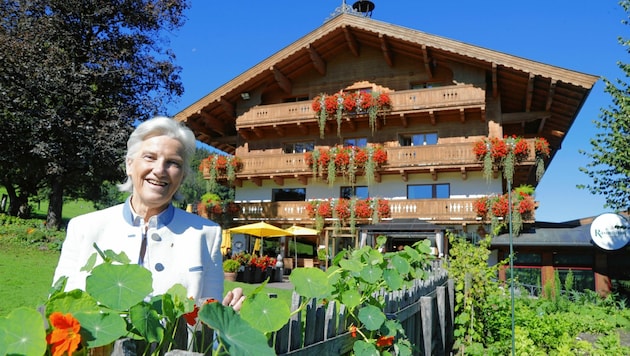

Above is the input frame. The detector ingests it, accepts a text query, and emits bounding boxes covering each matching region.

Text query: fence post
[420,296,433,355]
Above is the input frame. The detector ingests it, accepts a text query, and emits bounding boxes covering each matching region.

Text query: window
[344,137,367,147]
[283,142,314,153]
[407,184,450,199]
[272,188,306,202]
[340,186,369,199]
[399,133,438,146]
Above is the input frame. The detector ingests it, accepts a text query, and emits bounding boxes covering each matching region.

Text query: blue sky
[164,1,627,223]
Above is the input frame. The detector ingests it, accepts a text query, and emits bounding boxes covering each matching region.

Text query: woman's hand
[223,287,246,311]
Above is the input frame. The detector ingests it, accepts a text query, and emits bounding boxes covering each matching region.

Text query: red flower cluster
[535,137,550,157]
[306,198,390,222]
[474,191,536,219]
[304,146,388,170]
[490,137,508,159]
[250,255,277,271]
[312,91,392,117]
[199,154,243,173]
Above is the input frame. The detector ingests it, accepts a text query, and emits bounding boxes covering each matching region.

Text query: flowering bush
[306,198,390,231]
[304,145,387,185]
[473,185,537,235]
[473,135,550,184]
[312,90,392,138]
[198,153,242,191]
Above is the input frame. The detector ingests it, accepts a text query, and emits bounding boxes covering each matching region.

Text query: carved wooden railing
[237,85,485,127]
[221,140,536,178]
[230,197,536,224]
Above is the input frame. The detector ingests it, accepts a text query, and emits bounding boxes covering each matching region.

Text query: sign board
[590,213,630,250]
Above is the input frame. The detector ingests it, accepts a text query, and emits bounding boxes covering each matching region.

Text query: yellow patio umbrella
[228,222,291,256]
[285,225,320,269]
[220,230,232,256]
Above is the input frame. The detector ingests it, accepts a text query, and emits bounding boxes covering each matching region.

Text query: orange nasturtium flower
[183,298,219,326]
[46,312,81,356]
[348,324,357,338]
[376,335,395,347]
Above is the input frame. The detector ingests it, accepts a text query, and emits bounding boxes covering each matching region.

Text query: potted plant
[223,259,240,282]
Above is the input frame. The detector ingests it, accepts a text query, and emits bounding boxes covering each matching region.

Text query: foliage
[472,185,536,236]
[0,0,189,229]
[446,233,508,354]
[179,147,215,208]
[578,0,630,213]
[0,234,437,355]
[306,198,390,232]
[473,135,548,184]
[222,259,241,273]
[311,91,392,138]
[305,145,387,185]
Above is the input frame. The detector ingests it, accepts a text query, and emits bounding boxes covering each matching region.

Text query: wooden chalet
[174,5,598,258]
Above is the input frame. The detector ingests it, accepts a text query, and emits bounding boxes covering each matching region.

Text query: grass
[0,241,294,317]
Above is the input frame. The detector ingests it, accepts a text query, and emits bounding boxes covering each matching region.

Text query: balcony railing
[237,85,486,127]
[230,198,533,225]
[221,140,536,179]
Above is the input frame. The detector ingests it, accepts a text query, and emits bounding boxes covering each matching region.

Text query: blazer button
[151,233,161,241]
[155,263,165,271]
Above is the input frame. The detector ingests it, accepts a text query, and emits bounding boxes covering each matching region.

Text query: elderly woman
[52,116,244,309]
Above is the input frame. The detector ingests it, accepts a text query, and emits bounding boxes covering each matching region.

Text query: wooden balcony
[237,85,486,128]
[230,198,534,225]
[218,140,537,185]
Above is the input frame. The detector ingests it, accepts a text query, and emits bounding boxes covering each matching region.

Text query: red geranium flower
[353,147,368,165]
[355,199,373,218]
[490,137,508,159]
[491,195,510,218]
[334,199,350,219]
[343,92,357,112]
[311,96,322,112]
[535,137,550,157]
[473,197,488,217]
[372,146,388,165]
[513,138,529,158]
[46,312,81,356]
[473,139,489,159]
[377,92,391,108]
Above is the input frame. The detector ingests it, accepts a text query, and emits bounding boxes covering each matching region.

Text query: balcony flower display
[199,153,243,191]
[304,145,387,186]
[472,185,536,236]
[473,135,549,184]
[534,137,551,181]
[306,198,390,232]
[312,90,392,138]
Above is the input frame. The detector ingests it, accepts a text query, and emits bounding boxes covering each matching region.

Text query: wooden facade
[175,12,598,241]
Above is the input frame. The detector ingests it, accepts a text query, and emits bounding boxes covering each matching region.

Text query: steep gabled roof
[175,13,598,154]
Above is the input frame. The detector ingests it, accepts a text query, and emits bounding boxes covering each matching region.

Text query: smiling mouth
[147,179,168,187]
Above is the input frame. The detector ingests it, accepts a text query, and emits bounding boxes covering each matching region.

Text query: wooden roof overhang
[175,13,598,157]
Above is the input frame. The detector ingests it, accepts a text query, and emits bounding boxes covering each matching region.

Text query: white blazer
[52,198,224,302]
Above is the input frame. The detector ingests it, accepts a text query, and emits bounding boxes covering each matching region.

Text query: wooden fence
[273,263,454,355]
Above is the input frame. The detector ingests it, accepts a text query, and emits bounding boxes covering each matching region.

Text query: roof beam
[342,25,360,57]
[220,98,234,117]
[539,79,557,133]
[502,111,550,124]
[492,63,498,98]
[273,124,285,137]
[379,34,393,67]
[271,66,292,94]
[525,73,535,112]
[421,45,433,79]
[198,111,226,136]
[307,45,326,75]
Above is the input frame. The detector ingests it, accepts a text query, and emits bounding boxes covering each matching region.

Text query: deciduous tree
[579,0,630,213]
[0,0,189,228]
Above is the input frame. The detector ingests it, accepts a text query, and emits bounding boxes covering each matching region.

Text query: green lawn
[0,242,293,317]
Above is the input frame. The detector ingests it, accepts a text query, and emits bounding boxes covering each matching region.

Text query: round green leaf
[341,289,362,310]
[86,263,153,310]
[240,294,291,333]
[289,267,332,299]
[198,302,275,356]
[75,311,128,348]
[46,289,101,316]
[358,304,386,331]
[129,302,165,343]
[390,254,410,275]
[339,258,363,272]
[0,307,47,356]
[359,264,383,284]
[383,268,404,291]
[353,339,379,356]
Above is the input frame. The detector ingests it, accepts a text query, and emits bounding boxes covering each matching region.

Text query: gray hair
[118,116,196,196]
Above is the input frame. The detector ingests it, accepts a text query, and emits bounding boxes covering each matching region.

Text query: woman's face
[126,135,185,216]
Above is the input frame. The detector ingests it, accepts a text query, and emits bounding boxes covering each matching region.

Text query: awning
[492,224,595,247]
